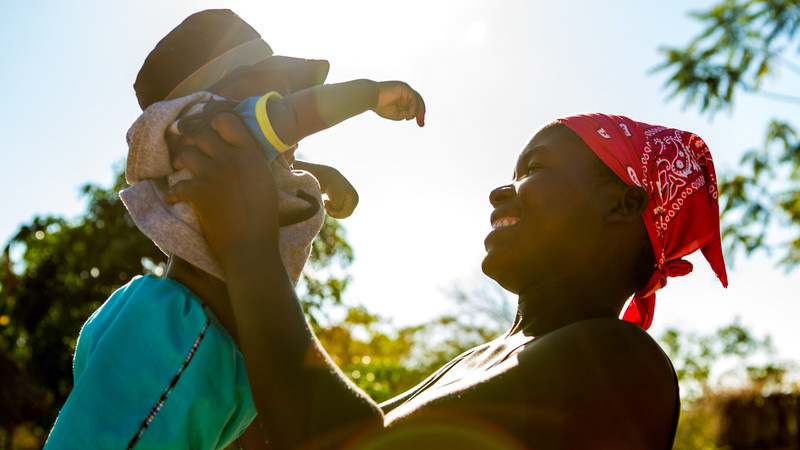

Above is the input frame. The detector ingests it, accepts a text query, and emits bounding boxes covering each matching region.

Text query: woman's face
[481,123,616,294]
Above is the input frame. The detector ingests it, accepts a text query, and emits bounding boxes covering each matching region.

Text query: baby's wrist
[234,93,291,160]
[294,161,334,189]
[366,80,380,110]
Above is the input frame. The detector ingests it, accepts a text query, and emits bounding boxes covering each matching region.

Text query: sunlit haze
[1,0,797,364]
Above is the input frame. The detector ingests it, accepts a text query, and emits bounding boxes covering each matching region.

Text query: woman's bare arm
[166,113,383,449]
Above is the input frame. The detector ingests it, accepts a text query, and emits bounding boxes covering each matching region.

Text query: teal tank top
[45,275,256,449]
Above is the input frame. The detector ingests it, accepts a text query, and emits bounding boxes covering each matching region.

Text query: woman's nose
[489,184,515,207]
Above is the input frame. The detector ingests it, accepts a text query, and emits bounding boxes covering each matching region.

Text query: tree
[0,166,353,442]
[316,280,515,403]
[300,214,353,329]
[0,169,166,437]
[656,0,800,268]
[316,306,432,402]
[658,320,797,449]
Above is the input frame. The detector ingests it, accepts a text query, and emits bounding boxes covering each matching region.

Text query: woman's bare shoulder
[515,318,678,448]
[521,317,669,363]
[516,318,675,397]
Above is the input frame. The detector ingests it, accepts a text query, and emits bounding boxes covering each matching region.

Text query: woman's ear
[605,185,648,223]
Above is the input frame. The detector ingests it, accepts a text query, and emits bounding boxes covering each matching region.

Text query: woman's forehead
[516,123,609,176]
[518,123,581,160]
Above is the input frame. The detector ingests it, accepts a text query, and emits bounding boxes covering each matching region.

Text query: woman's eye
[524,165,540,176]
[514,165,539,182]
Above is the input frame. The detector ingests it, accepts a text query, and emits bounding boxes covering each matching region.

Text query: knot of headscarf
[661,258,694,279]
[557,113,728,330]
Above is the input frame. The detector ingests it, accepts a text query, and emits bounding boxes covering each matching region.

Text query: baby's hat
[134,9,329,110]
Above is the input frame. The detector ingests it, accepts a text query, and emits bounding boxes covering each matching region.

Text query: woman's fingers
[178,112,255,160]
[178,127,229,160]
[163,109,282,258]
[210,112,260,151]
[170,112,270,185]
[164,179,198,204]
[171,144,213,174]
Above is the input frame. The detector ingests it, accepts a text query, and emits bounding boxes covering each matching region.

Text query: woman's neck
[509,282,622,336]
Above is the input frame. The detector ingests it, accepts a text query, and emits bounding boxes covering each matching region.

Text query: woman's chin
[480,251,497,276]
[481,254,515,293]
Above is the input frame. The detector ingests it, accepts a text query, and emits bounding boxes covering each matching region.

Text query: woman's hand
[164,112,281,260]
[374,81,426,127]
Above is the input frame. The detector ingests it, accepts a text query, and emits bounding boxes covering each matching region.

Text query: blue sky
[1,0,798,364]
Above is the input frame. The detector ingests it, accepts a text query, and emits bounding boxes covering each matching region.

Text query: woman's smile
[484,212,521,255]
[491,216,520,229]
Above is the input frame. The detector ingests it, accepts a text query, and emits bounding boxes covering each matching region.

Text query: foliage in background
[658,321,797,449]
[300,214,353,329]
[656,0,800,268]
[0,170,165,434]
[316,281,515,403]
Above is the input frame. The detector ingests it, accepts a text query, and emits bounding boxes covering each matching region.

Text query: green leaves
[659,321,796,449]
[717,120,800,267]
[658,0,800,269]
[657,0,800,113]
[0,168,165,429]
[660,320,788,402]
[315,286,512,404]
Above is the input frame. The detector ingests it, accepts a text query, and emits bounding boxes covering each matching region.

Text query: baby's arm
[233,80,422,219]
[237,80,425,153]
[293,161,358,219]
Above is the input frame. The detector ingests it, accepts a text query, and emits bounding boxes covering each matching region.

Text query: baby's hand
[293,161,359,219]
[322,170,359,219]
[374,81,426,127]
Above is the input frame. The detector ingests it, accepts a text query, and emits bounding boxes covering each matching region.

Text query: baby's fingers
[414,91,426,127]
[325,193,358,219]
[324,202,351,219]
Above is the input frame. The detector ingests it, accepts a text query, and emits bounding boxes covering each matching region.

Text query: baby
[44,9,424,449]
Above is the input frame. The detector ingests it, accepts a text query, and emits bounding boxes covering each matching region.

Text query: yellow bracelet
[255,92,292,152]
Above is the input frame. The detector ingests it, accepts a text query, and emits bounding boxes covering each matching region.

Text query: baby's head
[125,9,332,285]
[134,9,329,110]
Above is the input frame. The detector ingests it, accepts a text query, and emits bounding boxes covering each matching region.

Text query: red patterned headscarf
[557,113,728,330]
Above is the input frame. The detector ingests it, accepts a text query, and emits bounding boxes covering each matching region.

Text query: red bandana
[557,113,728,330]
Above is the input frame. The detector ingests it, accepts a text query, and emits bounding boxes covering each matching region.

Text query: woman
[167,112,727,449]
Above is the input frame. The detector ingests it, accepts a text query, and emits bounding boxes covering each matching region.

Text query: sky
[1,0,798,365]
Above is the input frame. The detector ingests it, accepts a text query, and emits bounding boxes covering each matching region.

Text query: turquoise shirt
[45,275,256,449]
